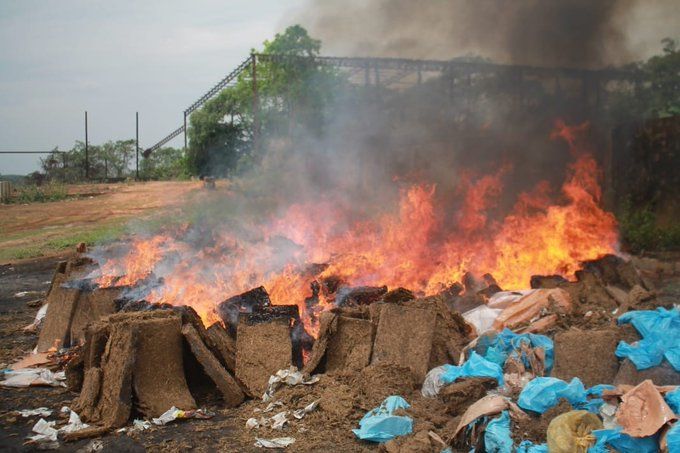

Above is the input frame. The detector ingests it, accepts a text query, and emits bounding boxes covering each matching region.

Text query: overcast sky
[0,0,305,174]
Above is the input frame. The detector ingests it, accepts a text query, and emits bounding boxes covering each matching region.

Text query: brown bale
[69,287,121,345]
[132,315,196,417]
[235,317,292,397]
[325,316,374,372]
[204,322,237,372]
[95,323,137,428]
[37,286,81,352]
[371,303,437,383]
[182,323,244,407]
[552,328,621,387]
[73,367,103,421]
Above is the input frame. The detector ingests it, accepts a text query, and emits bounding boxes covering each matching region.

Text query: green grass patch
[0,221,128,262]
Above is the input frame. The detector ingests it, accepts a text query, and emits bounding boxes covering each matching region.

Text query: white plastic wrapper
[1,368,66,388]
[421,366,449,397]
[28,418,59,448]
[487,290,533,309]
[270,411,288,430]
[262,367,320,402]
[17,408,52,417]
[254,437,296,449]
[152,407,183,426]
[293,400,319,420]
[463,305,503,335]
[59,410,89,434]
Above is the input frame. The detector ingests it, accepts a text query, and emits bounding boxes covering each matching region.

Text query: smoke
[294,0,679,67]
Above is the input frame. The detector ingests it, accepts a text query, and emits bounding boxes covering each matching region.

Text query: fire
[92,122,618,335]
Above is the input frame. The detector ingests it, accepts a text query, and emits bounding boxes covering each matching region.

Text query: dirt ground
[0,182,198,264]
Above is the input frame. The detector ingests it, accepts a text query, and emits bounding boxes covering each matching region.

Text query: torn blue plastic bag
[353,396,412,443]
[588,427,658,453]
[666,422,680,453]
[518,377,587,413]
[615,307,680,371]
[477,329,554,374]
[440,351,504,385]
[665,387,680,414]
[516,440,548,453]
[483,411,513,453]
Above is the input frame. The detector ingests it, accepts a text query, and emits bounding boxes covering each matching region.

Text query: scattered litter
[546,410,602,452]
[488,290,532,309]
[483,410,513,452]
[615,379,676,437]
[615,307,680,371]
[422,351,503,397]
[151,407,214,426]
[477,329,554,374]
[254,437,296,448]
[292,400,319,419]
[1,368,65,387]
[599,402,618,429]
[262,401,284,413]
[59,410,89,434]
[23,304,48,332]
[589,427,658,453]
[133,419,151,431]
[353,396,413,442]
[463,305,503,334]
[518,377,586,413]
[271,411,288,430]
[665,387,680,413]
[516,440,548,452]
[262,367,320,402]
[492,288,571,331]
[17,407,52,417]
[454,395,516,436]
[246,418,261,429]
[27,418,59,449]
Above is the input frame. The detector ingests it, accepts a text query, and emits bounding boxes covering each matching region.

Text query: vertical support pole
[417,64,422,85]
[251,53,259,153]
[364,61,370,86]
[374,64,380,86]
[84,111,89,179]
[183,112,188,152]
[135,111,139,180]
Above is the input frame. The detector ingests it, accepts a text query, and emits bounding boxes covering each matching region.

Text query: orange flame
[94,122,618,334]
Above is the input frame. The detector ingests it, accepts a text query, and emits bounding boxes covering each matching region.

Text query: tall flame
[93,122,618,333]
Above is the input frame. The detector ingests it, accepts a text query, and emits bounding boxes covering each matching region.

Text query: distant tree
[141,147,189,179]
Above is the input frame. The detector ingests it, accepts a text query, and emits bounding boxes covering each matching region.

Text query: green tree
[186,25,345,176]
[141,147,189,179]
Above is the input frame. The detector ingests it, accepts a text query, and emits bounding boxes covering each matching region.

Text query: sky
[0,0,305,174]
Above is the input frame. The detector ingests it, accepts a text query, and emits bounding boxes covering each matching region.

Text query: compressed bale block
[371,304,437,383]
[235,317,292,397]
[325,316,373,372]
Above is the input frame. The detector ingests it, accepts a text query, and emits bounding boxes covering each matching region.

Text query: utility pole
[84,111,89,179]
[135,112,139,179]
[183,112,187,152]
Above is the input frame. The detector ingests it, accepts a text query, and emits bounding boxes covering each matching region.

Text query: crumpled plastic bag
[17,407,52,417]
[516,440,548,452]
[1,368,66,388]
[254,437,296,448]
[615,307,680,371]
[484,410,513,452]
[263,367,320,401]
[463,305,503,334]
[422,351,504,397]
[59,409,89,434]
[27,418,59,449]
[478,328,554,374]
[546,410,602,453]
[353,396,413,443]
[665,387,680,414]
[665,421,680,452]
[588,427,658,453]
[518,377,586,414]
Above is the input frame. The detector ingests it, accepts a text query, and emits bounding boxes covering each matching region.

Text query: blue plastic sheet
[616,307,680,371]
[353,396,413,443]
[479,329,555,374]
[516,440,548,453]
[667,422,680,453]
[518,377,587,413]
[665,387,680,414]
[483,411,513,453]
[440,351,505,386]
[588,428,658,453]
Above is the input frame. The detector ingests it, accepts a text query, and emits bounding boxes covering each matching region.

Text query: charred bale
[217,286,271,335]
[335,285,388,306]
